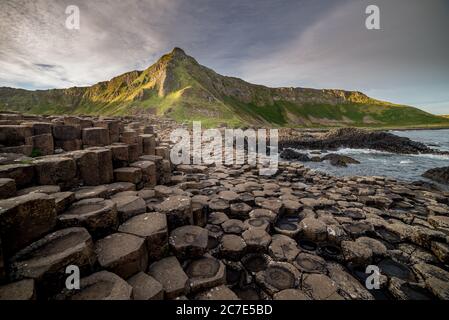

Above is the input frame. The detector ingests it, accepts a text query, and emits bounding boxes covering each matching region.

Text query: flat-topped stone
[195,285,239,300]
[156,195,192,229]
[58,198,118,238]
[33,156,76,189]
[255,261,301,295]
[114,167,142,184]
[74,185,108,201]
[268,234,300,262]
[55,271,132,300]
[119,212,168,261]
[0,279,36,300]
[95,233,148,279]
[0,178,16,199]
[111,195,146,222]
[0,192,56,257]
[9,227,96,295]
[127,272,164,300]
[222,219,247,235]
[242,229,272,252]
[185,257,226,293]
[17,185,60,196]
[219,234,247,260]
[148,256,188,299]
[169,225,208,259]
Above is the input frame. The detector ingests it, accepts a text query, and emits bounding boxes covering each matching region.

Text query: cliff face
[1,48,448,128]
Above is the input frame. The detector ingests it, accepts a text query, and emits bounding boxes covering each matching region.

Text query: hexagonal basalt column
[58,198,118,238]
[169,225,208,260]
[95,233,148,279]
[9,227,96,296]
[0,193,56,257]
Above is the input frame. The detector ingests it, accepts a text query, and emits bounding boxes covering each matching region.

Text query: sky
[0,0,448,114]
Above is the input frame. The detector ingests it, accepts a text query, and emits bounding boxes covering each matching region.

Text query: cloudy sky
[0,0,448,114]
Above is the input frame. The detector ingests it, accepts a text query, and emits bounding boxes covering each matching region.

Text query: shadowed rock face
[280,128,446,155]
[422,166,449,185]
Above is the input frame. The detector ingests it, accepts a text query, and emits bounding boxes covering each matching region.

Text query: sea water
[295,129,449,185]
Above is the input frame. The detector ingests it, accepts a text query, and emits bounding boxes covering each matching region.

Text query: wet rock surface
[0,114,448,300]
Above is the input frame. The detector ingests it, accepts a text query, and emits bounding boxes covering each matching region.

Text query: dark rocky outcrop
[422,166,449,185]
[321,154,360,167]
[280,128,446,155]
[280,148,311,161]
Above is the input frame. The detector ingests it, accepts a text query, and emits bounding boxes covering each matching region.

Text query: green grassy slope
[1,48,448,128]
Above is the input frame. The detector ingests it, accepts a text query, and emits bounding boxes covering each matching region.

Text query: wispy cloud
[0,0,448,114]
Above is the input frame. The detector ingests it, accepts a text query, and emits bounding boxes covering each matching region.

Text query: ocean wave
[400,160,414,164]
[410,153,449,160]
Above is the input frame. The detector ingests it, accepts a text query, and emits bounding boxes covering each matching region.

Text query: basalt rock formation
[0,112,449,300]
[279,127,448,155]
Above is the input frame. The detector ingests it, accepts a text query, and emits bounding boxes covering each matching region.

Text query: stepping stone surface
[95,233,148,279]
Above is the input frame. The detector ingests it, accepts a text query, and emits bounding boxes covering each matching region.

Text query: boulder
[118,212,168,261]
[422,166,449,185]
[95,233,148,279]
[58,198,118,238]
[169,225,208,259]
[321,154,360,167]
[148,256,188,299]
[0,192,56,257]
[127,272,163,300]
[280,149,311,161]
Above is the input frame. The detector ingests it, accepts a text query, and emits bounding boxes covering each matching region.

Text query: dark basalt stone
[241,253,272,273]
[378,258,416,282]
[298,239,318,252]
